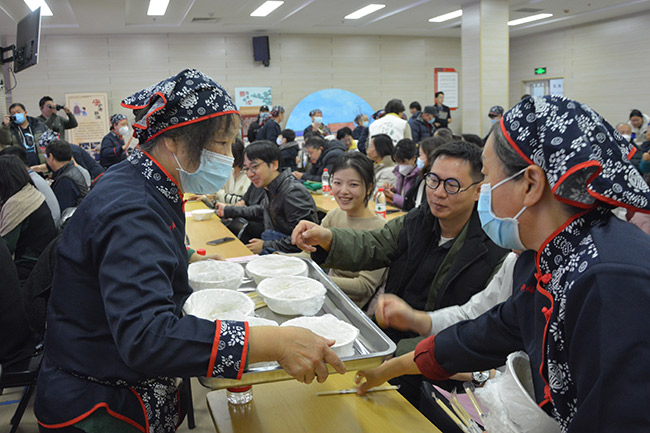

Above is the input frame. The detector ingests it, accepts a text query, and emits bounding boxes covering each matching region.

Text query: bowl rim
[184,288,255,317]
[281,315,359,347]
[256,276,326,301]
[246,255,308,276]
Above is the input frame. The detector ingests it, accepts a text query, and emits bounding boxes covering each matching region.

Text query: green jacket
[0,116,49,165]
[313,204,508,355]
[38,112,78,136]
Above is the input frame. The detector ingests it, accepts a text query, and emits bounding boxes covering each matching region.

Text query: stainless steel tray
[198,257,396,389]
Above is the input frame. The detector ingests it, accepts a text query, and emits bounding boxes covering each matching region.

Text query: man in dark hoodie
[277,128,299,171]
[409,105,435,144]
[292,136,346,182]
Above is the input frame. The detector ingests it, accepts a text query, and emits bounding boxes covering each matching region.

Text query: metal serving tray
[198,257,396,389]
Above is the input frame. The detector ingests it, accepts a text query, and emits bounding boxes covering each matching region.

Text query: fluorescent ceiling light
[251,1,284,17]
[344,4,386,20]
[428,9,462,23]
[508,13,553,26]
[23,0,53,16]
[147,0,170,16]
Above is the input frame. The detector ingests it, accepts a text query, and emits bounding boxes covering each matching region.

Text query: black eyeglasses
[425,173,480,195]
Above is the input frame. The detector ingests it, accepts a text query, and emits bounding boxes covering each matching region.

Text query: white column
[461,0,509,137]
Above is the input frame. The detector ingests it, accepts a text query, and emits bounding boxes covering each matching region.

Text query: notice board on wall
[65,92,109,156]
[434,68,459,109]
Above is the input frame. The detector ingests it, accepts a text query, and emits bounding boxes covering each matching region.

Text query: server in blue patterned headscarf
[358,96,650,432]
[35,69,344,433]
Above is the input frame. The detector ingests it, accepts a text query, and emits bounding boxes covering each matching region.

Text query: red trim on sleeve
[414,335,452,381]
[236,322,250,380]
[628,145,637,161]
[37,402,145,432]
[207,320,222,377]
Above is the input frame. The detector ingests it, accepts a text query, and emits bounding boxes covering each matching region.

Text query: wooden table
[207,371,440,433]
[185,200,253,259]
[311,193,407,221]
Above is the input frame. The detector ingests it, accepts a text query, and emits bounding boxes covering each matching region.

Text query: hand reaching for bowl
[375,294,432,336]
[291,220,333,253]
[356,352,420,395]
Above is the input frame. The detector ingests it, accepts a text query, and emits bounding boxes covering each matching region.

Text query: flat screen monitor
[14,8,41,73]
[252,36,270,62]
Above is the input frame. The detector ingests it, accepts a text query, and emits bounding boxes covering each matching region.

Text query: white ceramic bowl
[188,260,244,291]
[246,255,308,284]
[182,289,255,321]
[191,209,214,221]
[256,276,326,316]
[281,314,359,357]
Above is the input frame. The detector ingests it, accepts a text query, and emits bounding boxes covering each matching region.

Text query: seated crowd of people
[2,82,650,433]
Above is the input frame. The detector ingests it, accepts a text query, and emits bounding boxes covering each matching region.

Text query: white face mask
[118,125,129,137]
[621,134,632,142]
[397,164,414,176]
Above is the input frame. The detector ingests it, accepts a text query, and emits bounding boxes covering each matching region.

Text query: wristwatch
[471,370,490,387]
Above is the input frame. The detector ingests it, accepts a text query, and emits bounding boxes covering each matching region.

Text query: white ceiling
[1,0,649,39]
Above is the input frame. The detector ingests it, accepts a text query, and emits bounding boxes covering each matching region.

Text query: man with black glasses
[292,141,507,407]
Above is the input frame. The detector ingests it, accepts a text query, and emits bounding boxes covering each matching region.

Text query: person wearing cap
[356,96,650,431]
[488,105,504,124]
[99,113,131,168]
[303,109,331,138]
[409,105,436,144]
[247,104,270,143]
[37,96,78,136]
[34,69,345,433]
[256,105,285,144]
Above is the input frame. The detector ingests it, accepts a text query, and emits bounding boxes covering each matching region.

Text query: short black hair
[0,146,29,165]
[304,136,326,150]
[46,139,73,162]
[393,138,417,163]
[409,101,422,111]
[331,152,376,205]
[419,136,446,158]
[9,102,26,112]
[244,140,283,169]
[521,94,531,100]
[462,134,484,148]
[39,96,53,109]
[370,134,394,158]
[630,109,644,120]
[384,99,405,115]
[232,138,245,170]
[433,127,453,143]
[435,91,444,98]
[0,155,33,205]
[430,140,483,182]
[336,127,353,141]
[281,129,296,143]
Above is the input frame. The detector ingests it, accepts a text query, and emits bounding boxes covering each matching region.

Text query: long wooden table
[184,200,253,259]
[206,371,440,433]
[311,193,407,221]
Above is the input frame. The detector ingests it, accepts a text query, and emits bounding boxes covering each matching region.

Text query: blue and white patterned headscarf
[38,129,60,148]
[121,69,238,144]
[110,113,127,127]
[501,95,650,212]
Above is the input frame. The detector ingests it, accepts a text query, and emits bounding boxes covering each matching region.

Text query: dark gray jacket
[301,139,347,182]
[224,169,318,252]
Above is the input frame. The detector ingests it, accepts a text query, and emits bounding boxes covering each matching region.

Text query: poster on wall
[65,92,109,157]
[235,87,272,109]
[434,68,459,109]
[550,78,564,96]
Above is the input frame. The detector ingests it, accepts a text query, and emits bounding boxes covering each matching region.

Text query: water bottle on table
[375,188,386,219]
[321,168,330,196]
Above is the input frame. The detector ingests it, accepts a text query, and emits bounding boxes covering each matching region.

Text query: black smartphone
[386,209,401,214]
[202,197,215,209]
[206,236,235,246]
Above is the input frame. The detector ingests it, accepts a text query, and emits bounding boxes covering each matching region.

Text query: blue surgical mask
[12,113,25,124]
[314,116,323,124]
[416,157,425,171]
[276,136,284,146]
[477,168,528,250]
[427,118,435,125]
[490,118,498,124]
[173,149,234,194]
[362,121,369,127]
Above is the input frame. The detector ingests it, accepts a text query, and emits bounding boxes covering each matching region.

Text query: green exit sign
[534,67,547,75]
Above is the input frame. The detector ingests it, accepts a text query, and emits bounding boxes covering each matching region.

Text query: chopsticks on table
[246,291,267,310]
[316,385,400,396]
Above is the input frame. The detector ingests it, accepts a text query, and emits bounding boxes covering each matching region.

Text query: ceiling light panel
[428,9,462,23]
[24,0,53,16]
[147,0,170,16]
[508,13,553,26]
[344,4,386,20]
[250,1,285,17]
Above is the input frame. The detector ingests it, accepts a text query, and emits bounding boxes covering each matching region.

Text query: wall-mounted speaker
[253,36,270,67]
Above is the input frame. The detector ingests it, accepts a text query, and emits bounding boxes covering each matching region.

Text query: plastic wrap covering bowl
[191,209,214,221]
[256,276,326,316]
[281,314,359,357]
[246,255,308,284]
[188,260,244,291]
[475,351,561,433]
[182,289,255,321]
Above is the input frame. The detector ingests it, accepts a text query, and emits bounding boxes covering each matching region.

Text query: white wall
[510,10,650,125]
[6,33,462,133]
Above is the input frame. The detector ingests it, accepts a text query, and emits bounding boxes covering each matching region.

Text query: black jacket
[301,140,347,182]
[224,169,318,252]
[409,112,433,144]
[279,141,299,171]
[256,118,281,144]
[99,131,126,168]
[71,144,104,180]
[51,161,89,211]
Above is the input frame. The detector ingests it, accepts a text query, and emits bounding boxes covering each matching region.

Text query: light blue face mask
[477,168,528,250]
[12,112,26,124]
[362,121,369,127]
[173,149,233,194]
[416,157,425,171]
[490,118,498,124]
[314,116,323,124]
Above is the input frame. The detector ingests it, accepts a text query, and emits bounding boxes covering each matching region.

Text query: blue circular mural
[286,88,374,136]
